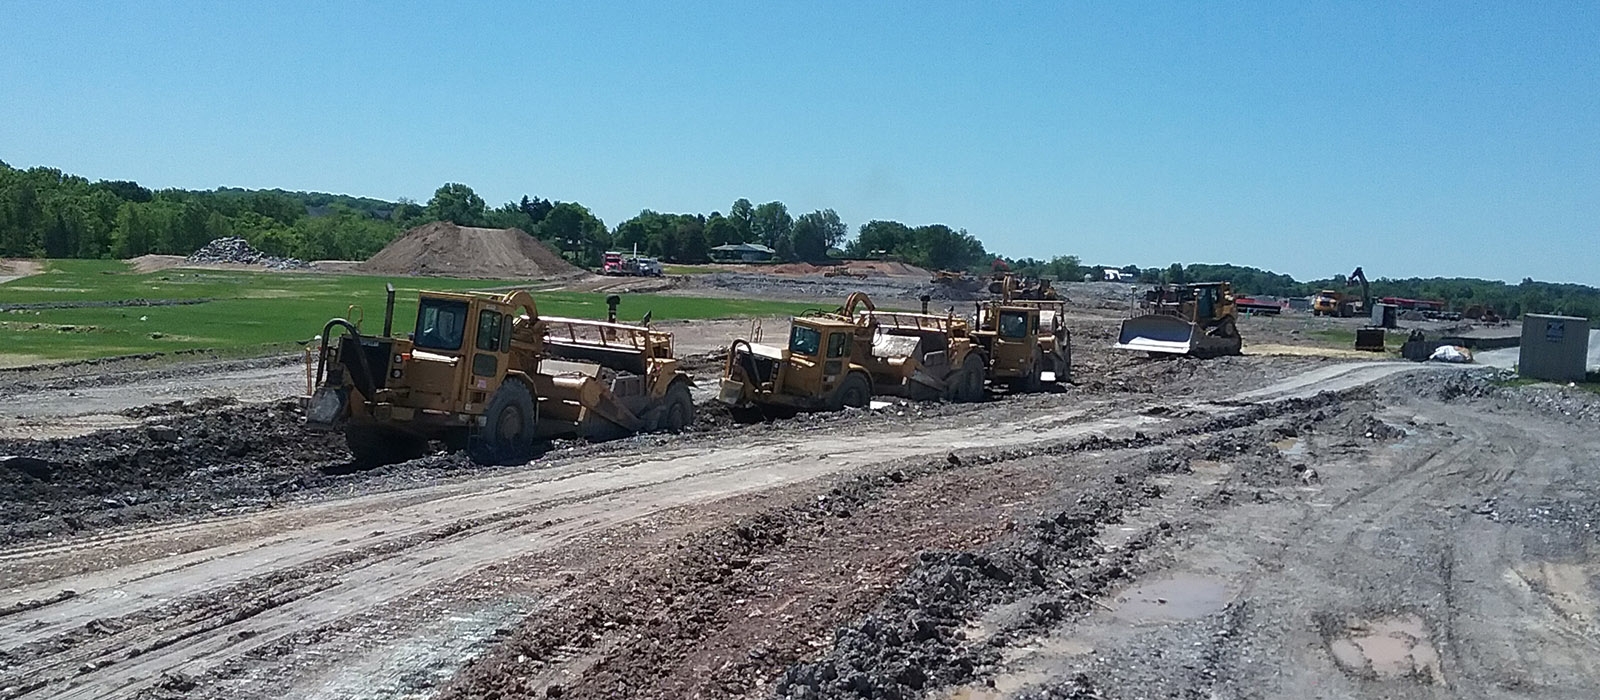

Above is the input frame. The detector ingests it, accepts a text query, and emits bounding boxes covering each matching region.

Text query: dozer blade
[1114,315,1199,355]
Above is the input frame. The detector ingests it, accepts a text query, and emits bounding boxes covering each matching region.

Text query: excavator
[1114,281,1243,358]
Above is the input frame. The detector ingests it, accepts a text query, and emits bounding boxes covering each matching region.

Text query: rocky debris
[0,401,356,544]
[0,298,211,312]
[774,487,1151,700]
[120,396,241,419]
[186,237,310,270]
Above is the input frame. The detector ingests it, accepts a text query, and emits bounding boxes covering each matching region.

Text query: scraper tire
[659,381,694,433]
[831,372,872,411]
[472,381,537,465]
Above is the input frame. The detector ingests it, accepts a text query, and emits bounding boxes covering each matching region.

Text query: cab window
[476,310,504,351]
[999,311,1029,339]
[789,325,822,356]
[415,299,468,351]
[826,332,850,358]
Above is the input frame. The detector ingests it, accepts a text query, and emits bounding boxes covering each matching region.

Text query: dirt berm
[356,222,584,279]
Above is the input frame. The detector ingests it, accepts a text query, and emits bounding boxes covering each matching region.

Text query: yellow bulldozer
[971,274,1071,390]
[717,292,987,414]
[306,287,693,465]
[1114,281,1243,358]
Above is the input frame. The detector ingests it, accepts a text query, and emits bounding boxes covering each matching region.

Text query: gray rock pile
[186,237,309,270]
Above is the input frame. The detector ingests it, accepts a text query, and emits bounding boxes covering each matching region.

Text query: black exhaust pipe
[382,283,396,337]
[606,294,621,323]
[920,294,931,314]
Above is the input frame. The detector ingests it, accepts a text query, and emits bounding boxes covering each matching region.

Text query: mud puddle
[1325,613,1444,684]
[1111,574,1232,622]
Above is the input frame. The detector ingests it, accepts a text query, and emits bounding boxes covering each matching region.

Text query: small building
[710,243,777,263]
[1519,314,1589,383]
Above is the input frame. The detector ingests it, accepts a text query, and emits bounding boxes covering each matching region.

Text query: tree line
[0,162,994,271]
[2,161,1594,319]
[1108,262,1600,321]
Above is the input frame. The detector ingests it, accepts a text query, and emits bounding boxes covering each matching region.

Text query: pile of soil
[765,261,933,279]
[357,223,584,279]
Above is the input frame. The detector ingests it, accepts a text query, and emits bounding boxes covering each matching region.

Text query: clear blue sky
[3,1,1596,284]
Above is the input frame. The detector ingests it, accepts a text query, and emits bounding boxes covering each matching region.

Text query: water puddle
[1273,437,1306,457]
[1326,613,1443,684]
[1111,574,1231,622]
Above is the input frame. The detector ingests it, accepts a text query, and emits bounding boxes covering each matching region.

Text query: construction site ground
[4,298,1600,700]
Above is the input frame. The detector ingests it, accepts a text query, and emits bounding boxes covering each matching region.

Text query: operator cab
[415,297,469,351]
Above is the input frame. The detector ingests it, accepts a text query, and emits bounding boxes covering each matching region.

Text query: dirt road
[0,358,1520,700]
[4,342,1597,700]
[945,375,1600,700]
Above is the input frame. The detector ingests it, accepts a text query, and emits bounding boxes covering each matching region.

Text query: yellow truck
[718,292,986,414]
[307,288,693,465]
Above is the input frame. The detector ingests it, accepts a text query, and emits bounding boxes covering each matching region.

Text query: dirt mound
[357,222,584,279]
[765,260,933,279]
[127,254,187,273]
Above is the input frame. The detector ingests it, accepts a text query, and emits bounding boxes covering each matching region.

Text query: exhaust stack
[920,294,931,314]
[606,294,621,323]
[382,283,396,336]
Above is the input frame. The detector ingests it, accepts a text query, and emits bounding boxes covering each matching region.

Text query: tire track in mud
[1,362,1413,700]
[0,401,1162,700]
[432,394,1348,700]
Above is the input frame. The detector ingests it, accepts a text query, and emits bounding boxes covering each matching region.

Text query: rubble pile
[186,237,310,270]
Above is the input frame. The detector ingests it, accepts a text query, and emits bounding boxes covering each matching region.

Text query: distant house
[710,243,777,263]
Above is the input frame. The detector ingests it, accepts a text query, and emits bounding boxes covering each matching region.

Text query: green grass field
[0,260,813,364]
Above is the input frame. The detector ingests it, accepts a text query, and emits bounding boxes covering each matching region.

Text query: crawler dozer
[717,292,985,414]
[972,274,1071,390]
[1114,281,1243,358]
[306,287,693,465]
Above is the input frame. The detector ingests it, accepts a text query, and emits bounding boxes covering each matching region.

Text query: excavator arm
[1347,267,1371,312]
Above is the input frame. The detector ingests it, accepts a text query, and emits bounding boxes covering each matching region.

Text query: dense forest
[2,160,1595,319]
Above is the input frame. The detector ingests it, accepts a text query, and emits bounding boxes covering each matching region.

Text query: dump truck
[306,287,693,465]
[971,274,1071,390]
[717,292,986,414]
[1114,281,1243,358]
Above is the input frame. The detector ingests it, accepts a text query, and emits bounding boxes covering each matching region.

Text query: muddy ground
[2,305,1596,699]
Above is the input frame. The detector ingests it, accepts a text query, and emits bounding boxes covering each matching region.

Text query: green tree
[728,198,754,243]
[535,202,608,266]
[750,201,793,253]
[425,183,487,226]
[845,220,912,259]
[1165,263,1186,284]
[792,209,846,262]
[704,212,738,248]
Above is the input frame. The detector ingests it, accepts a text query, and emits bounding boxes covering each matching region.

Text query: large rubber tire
[1011,348,1045,393]
[658,381,694,433]
[830,372,872,411]
[345,425,428,467]
[471,381,537,465]
[1054,335,1072,385]
[946,353,986,403]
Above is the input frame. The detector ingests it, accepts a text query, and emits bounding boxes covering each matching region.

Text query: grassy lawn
[0,260,813,363]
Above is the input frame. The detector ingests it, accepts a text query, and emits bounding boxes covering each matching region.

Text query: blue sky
[2,1,1596,284]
